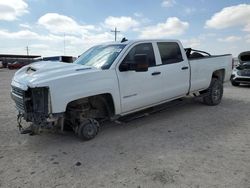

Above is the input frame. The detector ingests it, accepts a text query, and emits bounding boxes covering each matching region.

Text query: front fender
[48,70,121,115]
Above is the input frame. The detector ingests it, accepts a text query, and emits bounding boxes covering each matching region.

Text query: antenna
[121,37,128,43]
[110,27,120,41]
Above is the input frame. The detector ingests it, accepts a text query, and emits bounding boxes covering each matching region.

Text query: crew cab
[11,39,233,140]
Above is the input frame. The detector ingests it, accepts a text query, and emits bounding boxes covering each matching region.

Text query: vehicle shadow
[24,96,250,154]
[236,84,250,88]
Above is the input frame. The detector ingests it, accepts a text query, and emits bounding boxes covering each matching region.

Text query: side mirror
[134,54,149,72]
[119,63,129,72]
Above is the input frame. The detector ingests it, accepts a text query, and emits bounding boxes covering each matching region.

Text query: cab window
[121,43,156,68]
[157,42,183,65]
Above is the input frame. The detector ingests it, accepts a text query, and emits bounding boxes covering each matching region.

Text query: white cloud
[243,23,250,32]
[244,34,250,43]
[0,27,115,56]
[161,0,176,8]
[0,12,125,56]
[134,12,143,17]
[29,44,49,49]
[205,4,250,29]
[19,23,32,29]
[0,29,69,43]
[38,13,95,35]
[104,16,139,31]
[218,36,242,42]
[181,38,201,48]
[199,33,217,40]
[0,0,28,21]
[83,32,114,44]
[0,29,39,39]
[139,17,189,38]
[133,13,151,25]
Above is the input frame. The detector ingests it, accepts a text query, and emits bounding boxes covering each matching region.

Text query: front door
[117,43,163,113]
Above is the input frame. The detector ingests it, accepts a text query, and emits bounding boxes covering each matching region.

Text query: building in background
[0,54,77,69]
[0,54,41,68]
[42,56,76,63]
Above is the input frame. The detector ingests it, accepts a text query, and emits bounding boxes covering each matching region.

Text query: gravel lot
[0,69,250,188]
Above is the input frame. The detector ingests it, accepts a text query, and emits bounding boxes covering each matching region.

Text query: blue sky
[0,0,249,57]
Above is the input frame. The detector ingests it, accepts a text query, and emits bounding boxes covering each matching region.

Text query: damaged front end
[231,51,250,85]
[11,86,61,134]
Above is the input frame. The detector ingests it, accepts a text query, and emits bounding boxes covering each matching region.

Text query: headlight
[236,70,242,76]
[232,68,238,75]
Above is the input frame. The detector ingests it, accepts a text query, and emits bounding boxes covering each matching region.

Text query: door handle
[151,71,161,76]
[181,66,189,70]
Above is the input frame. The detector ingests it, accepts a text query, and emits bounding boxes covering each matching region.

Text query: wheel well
[66,93,115,119]
[212,69,225,82]
[97,93,115,117]
[199,69,225,96]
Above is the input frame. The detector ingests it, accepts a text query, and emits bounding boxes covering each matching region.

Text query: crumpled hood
[239,62,250,70]
[13,61,97,88]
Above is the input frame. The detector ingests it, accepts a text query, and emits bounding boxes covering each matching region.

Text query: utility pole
[63,33,66,55]
[110,27,120,41]
[26,46,29,56]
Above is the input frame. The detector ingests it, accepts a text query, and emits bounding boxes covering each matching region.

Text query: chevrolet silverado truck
[231,51,250,86]
[11,39,233,140]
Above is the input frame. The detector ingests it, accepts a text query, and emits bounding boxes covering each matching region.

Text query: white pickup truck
[11,39,232,140]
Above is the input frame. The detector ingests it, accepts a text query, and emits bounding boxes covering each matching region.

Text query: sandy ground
[0,69,250,188]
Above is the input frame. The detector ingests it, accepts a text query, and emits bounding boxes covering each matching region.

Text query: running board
[118,98,185,123]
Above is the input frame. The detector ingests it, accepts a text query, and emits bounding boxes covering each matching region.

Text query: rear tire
[203,78,223,106]
[231,80,240,86]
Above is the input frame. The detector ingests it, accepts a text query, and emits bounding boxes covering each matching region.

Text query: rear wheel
[203,78,223,106]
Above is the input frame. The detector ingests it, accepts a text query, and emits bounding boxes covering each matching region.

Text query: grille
[12,86,24,97]
[11,86,25,112]
[240,70,250,76]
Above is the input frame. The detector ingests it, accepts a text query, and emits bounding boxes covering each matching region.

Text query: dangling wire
[17,113,24,132]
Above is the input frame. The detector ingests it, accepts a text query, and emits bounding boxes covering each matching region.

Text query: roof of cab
[102,39,180,46]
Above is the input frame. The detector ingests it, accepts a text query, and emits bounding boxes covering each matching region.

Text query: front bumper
[11,84,50,124]
[231,74,250,84]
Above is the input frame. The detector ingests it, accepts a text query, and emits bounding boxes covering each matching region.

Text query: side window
[157,42,183,65]
[121,43,156,67]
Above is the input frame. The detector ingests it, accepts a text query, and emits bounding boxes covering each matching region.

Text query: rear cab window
[157,42,183,65]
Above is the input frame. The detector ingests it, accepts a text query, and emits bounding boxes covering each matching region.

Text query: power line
[110,27,120,41]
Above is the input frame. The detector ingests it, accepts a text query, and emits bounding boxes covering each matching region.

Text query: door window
[121,43,156,68]
[157,42,183,65]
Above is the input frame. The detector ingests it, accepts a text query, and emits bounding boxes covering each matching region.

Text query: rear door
[117,42,163,113]
[155,42,190,99]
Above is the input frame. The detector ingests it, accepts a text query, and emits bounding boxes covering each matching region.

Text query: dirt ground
[0,68,250,188]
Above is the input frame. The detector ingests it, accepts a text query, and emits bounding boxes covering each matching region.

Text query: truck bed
[188,54,232,92]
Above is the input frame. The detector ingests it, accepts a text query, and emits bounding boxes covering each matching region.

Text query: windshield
[74,44,126,69]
